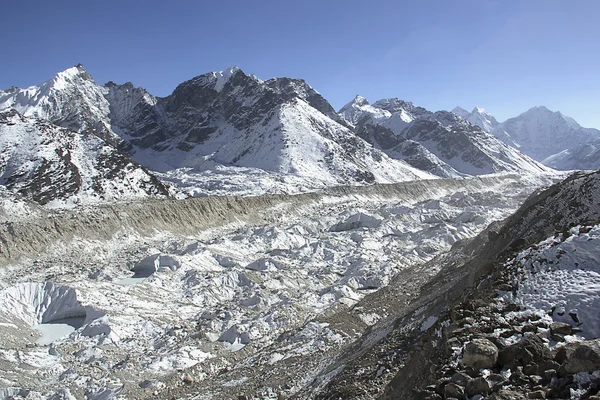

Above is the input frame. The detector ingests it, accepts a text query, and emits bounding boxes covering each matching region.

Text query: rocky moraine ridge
[316,171,600,399]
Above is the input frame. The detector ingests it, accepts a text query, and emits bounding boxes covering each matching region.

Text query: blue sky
[2,0,599,128]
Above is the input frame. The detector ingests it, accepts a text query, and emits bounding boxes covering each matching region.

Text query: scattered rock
[523,362,539,375]
[489,389,527,399]
[451,371,471,386]
[463,339,498,370]
[527,390,546,399]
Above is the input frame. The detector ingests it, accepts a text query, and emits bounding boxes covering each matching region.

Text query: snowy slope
[492,106,600,163]
[340,97,549,177]
[0,110,171,205]
[543,139,600,171]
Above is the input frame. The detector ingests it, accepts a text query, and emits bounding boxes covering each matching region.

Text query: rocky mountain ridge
[340,97,549,178]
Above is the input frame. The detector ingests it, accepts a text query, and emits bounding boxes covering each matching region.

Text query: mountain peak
[353,95,369,105]
[213,66,241,92]
[452,106,470,119]
[340,95,369,112]
[451,106,499,132]
[51,64,95,88]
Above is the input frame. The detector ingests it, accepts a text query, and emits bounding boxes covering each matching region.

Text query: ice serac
[492,106,600,166]
[110,67,432,185]
[0,109,170,205]
[340,97,549,177]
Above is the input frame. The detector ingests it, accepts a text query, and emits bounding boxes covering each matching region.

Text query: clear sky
[2,0,599,128]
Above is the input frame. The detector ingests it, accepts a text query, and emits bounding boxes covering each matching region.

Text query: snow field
[503,224,600,340]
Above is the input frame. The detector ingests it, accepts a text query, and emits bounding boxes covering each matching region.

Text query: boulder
[550,322,574,336]
[463,339,498,369]
[466,377,491,397]
[444,383,465,400]
[451,371,471,386]
[558,339,600,374]
[498,335,551,367]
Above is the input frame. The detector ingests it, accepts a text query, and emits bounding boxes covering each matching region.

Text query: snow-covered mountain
[108,67,431,185]
[340,96,549,177]
[543,139,600,170]
[493,106,600,163]
[452,106,499,133]
[454,105,600,170]
[0,109,170,205]
[0,64,124,149]
[0,66,433,195]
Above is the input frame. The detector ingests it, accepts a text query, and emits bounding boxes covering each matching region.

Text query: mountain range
[454,105,600,170]
[1,64,596,205]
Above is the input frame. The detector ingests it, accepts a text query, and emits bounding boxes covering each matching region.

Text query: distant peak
[352,95,369,105]
[452,106,470,118]
[528,105,552,113]
[372,98,414,111]
[75,63,84,69]
[472,106,487,114]
[340,95,369,113]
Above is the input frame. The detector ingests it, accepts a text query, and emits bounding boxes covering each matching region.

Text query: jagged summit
[452,106,499,133]
[452,106,470,118]
[346,95,369,107]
